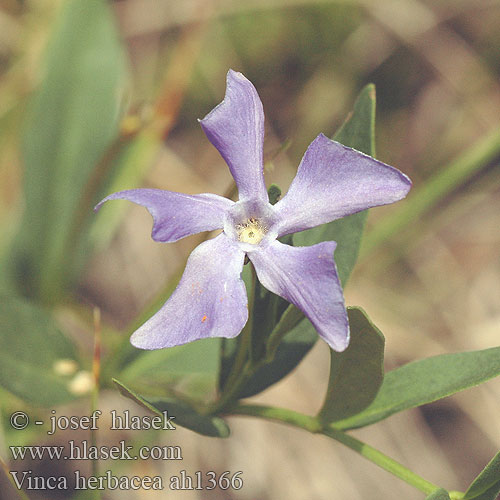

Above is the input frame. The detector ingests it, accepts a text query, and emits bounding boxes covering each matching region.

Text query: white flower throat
[236,217,267,245]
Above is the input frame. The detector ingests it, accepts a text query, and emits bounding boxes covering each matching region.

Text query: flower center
[224,200,278,251]
[236,218,267,245]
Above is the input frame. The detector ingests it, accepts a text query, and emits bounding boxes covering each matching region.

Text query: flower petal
[249,240,349,351]
[95,188,233,242]
[130,234,248,349]
[199,70,267,203]
[274,133,412,236]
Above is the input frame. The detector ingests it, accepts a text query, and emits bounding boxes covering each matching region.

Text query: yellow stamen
[236,218,267,244]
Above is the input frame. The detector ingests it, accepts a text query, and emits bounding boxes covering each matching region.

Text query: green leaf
[119,338,221,400]
[318,307,384,423]
[233,85,377,398]
[113,379,230,438]
[425,489,451,500]
[217,281,316,399]
[219,239,293,391]
[0,294,79,406]
[267,184,282,205]
[464,451,500,500]
[334,346,500,431]
[218,264,256,391]
[121,338,220,380]
[292,83,376,285]
[8,0,127,302]
[235,323,317,399]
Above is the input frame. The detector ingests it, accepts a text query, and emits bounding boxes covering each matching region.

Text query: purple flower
[96,70,411,352]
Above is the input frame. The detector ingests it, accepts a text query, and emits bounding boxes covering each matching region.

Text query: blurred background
[0,0,499,498]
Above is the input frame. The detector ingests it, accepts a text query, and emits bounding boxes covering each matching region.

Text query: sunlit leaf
[292,83,375,285]
[335,346,500,430]
[464,451,500,500]
[233,324,317,399]
[119,338,220,399]
[319,307,384,423]
[7,0,127,302]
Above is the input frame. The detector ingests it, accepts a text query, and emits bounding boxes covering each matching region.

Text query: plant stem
[208,265,257,414]
[231,403,322,432]
[361,127,500,257]
[228,264,257,376]
[322,425,440,495]
[207,360,252,415]
[232,403,443,496]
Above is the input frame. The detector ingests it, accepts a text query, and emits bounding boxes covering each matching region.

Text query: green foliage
[233,324,317,399]
[0,294,79,406]
[334,346,500,430]
[119,338,221,399]
[464,451,500,500]
[318,307,384,423]
[292,84,375,286]
[114,379,230,438]
[267,183,282,205]
[7,0,127,302]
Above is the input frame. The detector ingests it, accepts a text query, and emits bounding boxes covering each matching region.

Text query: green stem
[231,403,443,496]
[361,127,500,257]
[208,265,258,414]
[207,360,252,414]
[231,403,322,432]
[265,305,303,361]
[322,425,440,495]
[229,264,257,373]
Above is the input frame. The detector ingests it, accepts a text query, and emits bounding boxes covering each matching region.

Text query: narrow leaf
[361,128,500,258]
[292,84,376,285]
[114,379,230,438]
[335,346,500,430]
[0,294,79,406]
[8,0,127,302]
[122,338,220,379]
[464,451,500,500]
[318,307,384,423]
[120,338,221,399]
[236,324,317,399]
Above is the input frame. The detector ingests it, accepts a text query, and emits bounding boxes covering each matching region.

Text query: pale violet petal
[274,134,411,236]
[95,189,233,242]
[249,240,349,352]
[130,234,248,349]
[199,69,267,203]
